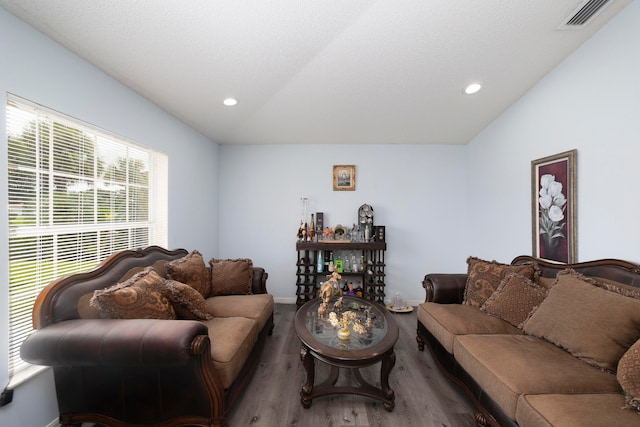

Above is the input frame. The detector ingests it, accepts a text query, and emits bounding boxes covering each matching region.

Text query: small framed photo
[333,165,356,191]
[531,150,577,263]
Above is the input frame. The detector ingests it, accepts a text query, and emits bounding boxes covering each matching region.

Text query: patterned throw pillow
[164,279,213,320]
[209,258,253,297]
[523,270,640,372]
[618,339,640,412]
[463,257,538,307]
[582,273,640,300]
[90,268,175,319]
[118,259,169,282]
[481,273,548,328]
[166,250,210,298]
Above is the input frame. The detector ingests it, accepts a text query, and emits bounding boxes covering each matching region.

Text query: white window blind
[6,95,168,387]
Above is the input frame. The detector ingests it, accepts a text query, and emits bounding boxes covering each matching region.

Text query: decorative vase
[337,327,351,341]
[541,235,562,262]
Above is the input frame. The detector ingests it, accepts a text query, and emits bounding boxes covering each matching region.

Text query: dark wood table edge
[294,297,399,411]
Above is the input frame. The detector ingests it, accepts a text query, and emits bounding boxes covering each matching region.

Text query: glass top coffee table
[294,295,399,411]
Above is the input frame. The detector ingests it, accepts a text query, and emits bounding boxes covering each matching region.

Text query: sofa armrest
[252,267,268,294]
[422,273,467,303]
[21,319,210,367]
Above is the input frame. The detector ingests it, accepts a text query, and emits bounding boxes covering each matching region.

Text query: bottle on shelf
[328,251,335,272]
[355,281,363,298]
[347,281,355,296]
[316,250,323,273]
[336,252,343,273]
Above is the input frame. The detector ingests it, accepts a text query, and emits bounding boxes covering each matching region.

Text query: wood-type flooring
[227,303,476,427]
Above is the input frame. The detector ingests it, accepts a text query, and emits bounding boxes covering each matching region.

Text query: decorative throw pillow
[119,259,169,282]
[164,279,213,320]
[523,270,640,372]
[166,250,210,299]
[618,339,640,412]
[463,257,538,308]
[480,272,548,328]
[587,274,640,300]
[209,258,253,297]
[90,268,175,319]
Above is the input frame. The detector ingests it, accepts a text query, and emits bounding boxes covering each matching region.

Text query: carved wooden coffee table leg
[300,345,315,408]
[380,348,396,411]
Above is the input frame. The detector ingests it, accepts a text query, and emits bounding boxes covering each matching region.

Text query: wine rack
[295,241,387,307]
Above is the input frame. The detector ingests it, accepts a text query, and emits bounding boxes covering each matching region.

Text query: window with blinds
[6,95,168,387]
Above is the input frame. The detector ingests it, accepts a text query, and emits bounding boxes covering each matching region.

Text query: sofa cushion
[77,292,101,319]
[516,393,635,427]
[463,257,537,308]
[481,272,548,329]
[205,294,274,330]
[200,316,259,389]
[166,250,210,298]
[90,268,176,320]
[618,338,640,412]
[522,270,640,372]
[209,258,253,297]
[536,276,556,289]
[417,302,520,354]
[454,334,621,419]
[164,279,213,320]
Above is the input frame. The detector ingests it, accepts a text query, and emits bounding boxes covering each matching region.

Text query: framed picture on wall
[531,149,577,263]
[333,165,356,191]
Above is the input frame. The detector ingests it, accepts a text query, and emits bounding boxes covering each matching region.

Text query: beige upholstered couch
[21,246,274,427]
[416,255,640,427]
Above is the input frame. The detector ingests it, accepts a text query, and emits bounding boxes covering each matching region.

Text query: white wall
[218,0,640,304]
[0,8,219,426]
[465,0,640,263]
[218,144,468,304]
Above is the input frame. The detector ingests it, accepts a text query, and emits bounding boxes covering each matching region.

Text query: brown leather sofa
[416,256,640,427]
[20,246,274,427]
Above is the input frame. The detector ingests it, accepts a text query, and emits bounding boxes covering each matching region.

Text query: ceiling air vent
[560,0,611,28]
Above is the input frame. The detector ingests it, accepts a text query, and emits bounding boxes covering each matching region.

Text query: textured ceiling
[0,0,631,145]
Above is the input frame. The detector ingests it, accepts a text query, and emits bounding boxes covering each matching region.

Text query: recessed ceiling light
[464,83,482,95]
[223,98,238,106]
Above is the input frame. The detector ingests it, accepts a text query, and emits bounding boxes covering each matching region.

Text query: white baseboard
[46,419,59,427]
[273,297,297,304]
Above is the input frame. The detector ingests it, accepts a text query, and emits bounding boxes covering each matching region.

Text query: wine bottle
[328,251,335,272]
[316,250,323,273]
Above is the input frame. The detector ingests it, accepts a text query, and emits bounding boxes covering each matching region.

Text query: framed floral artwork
[531,150,577,263]
[333,165,356,191]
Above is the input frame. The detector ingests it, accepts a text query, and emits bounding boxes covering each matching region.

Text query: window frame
[6,94,168,387]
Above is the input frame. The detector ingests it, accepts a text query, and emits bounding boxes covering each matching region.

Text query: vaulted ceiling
[0,0,631,145]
